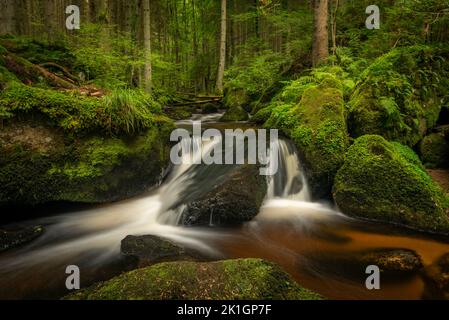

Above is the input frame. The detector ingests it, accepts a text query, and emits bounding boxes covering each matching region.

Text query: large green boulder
[333,135,449,234]
[0,120,173,206]
[66,259,323,300]
[348,46,449,147]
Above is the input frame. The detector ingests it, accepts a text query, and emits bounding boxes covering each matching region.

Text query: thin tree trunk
[312,0,329,67]
[331,0,339,56]
[216,0,227,94]
[143,0,152,93]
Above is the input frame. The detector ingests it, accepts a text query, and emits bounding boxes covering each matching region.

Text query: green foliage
[69,24,145,89]
[0,83,167,136]
[103,89,162,135]
[224,49,290,111]
[66,259,323,300]
[333,135,449,234]
[348,46,449,147]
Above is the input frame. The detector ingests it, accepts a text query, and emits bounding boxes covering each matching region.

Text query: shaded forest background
[1,0,447,99]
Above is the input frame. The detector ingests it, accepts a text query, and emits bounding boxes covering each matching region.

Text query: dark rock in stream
[0,225,44,252]
[121,235,209,267]
[305,248,423,282]
[422,252,449,299]
[180,164,267,226]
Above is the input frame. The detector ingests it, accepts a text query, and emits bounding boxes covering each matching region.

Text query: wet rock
[181,164,267,226]
[121,235,207,267]
[357,249,423,274]
[307,248,423,282]
[422,252,449,299]
[0,225,44,252]
[65,258,324,300]
[202,102,219,114]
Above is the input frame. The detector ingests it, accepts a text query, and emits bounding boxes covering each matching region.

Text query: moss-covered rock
[348,46,449,147]
[265,81,349,199]
[251,106,273,124]
[220,105,249,122]
[0,119,174,206]
[419,133,449,168]
[333,135,449,234]
[65,258,324,300]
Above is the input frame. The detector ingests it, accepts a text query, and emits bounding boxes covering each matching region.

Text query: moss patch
[333,135,449,234]
[66,259,324,300]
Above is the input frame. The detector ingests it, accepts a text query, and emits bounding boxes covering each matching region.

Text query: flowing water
[1,116,449,300]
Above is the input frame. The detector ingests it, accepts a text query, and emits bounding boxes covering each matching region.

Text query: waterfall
[266,139,311,201]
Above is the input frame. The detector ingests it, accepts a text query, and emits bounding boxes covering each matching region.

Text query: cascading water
[266,139,310,201]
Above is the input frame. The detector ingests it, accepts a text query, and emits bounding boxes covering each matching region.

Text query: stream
[1,114,449,300]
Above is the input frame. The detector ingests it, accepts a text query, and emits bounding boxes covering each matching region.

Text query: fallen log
[167,99,222,107]
[3,53,77,89]
[39,62,81,84]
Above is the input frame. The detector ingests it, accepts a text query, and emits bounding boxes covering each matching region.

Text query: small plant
[102,89,161,135]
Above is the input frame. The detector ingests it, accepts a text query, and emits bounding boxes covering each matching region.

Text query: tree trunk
[216,0,227,94]
[0,0,16,35]
[331,0,339,56]
[312,0,329,67]
[143,0,153,93]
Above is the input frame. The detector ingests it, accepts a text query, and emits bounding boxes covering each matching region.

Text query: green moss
[333,135,449,234]
[419,133,449,168]
[251,106,273,124]
[0,121,174,205]
[221,106,249,122]
[348,46,449,147]
[0,83,167,136]
[66,259,324,300]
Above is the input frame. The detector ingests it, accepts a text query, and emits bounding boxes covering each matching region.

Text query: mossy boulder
[181,164,267,226]
[348,46,449,147]
[419,133,449,168]
[65,258,324,300]
[220,105,249,122]
[333,135,449,234]
[0,119,174,206]
[265,82,349,199]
